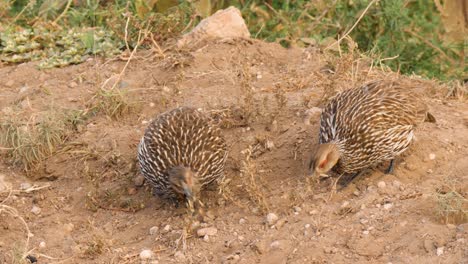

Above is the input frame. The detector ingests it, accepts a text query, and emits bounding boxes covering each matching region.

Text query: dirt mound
[1,40,467,263]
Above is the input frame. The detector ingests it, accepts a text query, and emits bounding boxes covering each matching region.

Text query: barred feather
[137,107,227,201]
[318,80,425,174]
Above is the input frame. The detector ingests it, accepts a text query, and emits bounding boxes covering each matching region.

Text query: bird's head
[308,143,340,178]
[168,166,199,206]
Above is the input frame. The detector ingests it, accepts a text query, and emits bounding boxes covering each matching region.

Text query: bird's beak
[182,183,193,199]
[308,171,329,178]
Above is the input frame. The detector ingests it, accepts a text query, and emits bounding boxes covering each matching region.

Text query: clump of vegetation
[237,0,464,80]
[0,0,194,68]
[0,108,89,173]
[0,26,119,68]
[435,179,468,224]
[90,88,133,119]
[0,0,464,81]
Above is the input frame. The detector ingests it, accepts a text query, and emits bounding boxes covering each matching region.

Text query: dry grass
[0,111,69,173]
[238,146,270,213]
[435,178,468,224]
[83,235,105,258]
[208,107,249,129]
[91,88,133,119]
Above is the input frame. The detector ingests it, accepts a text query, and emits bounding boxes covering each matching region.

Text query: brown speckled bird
[137,107,228,207]
[309,80,432,179]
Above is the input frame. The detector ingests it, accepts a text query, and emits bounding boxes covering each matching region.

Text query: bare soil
[0,40,467,264]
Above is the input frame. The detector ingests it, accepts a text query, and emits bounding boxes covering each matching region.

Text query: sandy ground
[0,40,467,264]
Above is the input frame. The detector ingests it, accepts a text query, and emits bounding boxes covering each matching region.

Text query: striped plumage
[309,80,428,178]
[138,107,227,205]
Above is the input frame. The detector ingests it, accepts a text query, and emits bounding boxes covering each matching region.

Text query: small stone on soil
[31,205,41,215]
[134,175,145,187]
[20,182,32,190]
[429,153,436,160]
[140,249,153,260]
[197,227,217,237]
[266,213,279,225]
[149,226,159,235]
[270,240,281,249]
[39,241,46,248]
[64,223,74,232]
[383,203,393,210]
[377,181,386,189]
[309,210,318,215]
[162,225,171,233]
[436,247,444,256]
[239,218,246,224]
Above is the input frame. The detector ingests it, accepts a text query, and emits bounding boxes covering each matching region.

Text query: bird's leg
[385,159,395,174]
[339,170,365,187]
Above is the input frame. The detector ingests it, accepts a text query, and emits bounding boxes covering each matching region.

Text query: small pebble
[19,86,29,93]
[275,218,287,228]
[353,190,360,196]
[197,227,217,237]
[266,213,279,225]
[383,203,393,210]
[203,235,210,242]
[162,225,171,233]
[149,226,159,235]
[436,247,444,256]
[266,140,275,150]
[39,241,46,248]
[149,102,155,107]
[69,82,78,88]
[134,175,145,187]
[429,153,436,160]
[309,210,318,215]
[20,182,32,190]
[341,201,350,208]
[64,223,74,232]
[140,249,153,260]
[239,218,246,224]
[31,205,41,215]
[377,181,386,189]
[362,230,369,235]
[293,206,302,213]
[305,224,310,229]
[270,241,281,249]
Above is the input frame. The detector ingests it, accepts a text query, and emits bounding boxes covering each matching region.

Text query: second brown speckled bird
[138,107,228,207]
[309,80,432,179]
